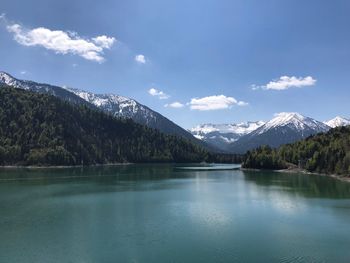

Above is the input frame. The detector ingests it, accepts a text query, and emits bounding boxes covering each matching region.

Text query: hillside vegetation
[243,126,350,176]
[0,87,212,165]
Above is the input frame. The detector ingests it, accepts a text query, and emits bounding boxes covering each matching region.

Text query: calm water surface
[0,164,350,263]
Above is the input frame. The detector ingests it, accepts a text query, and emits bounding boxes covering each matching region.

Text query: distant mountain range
[2,71,349,156]
[190,121,265,151]
[191,113,350,153]
[229,112,330,153]
[0,71,211,150]
[324,116,350,128]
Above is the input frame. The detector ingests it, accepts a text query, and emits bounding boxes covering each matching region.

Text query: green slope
[242,126,350,176]
[0,87,209,165]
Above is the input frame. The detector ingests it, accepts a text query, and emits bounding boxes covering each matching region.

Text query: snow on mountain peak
[190,121,265,136]
[66,88,132,107]
[65,87,154,119]
[189,121,266,147]
[0,71,11,79]
[258,112,329,134]
[268,112,305,127]
[0,71,31,90]
[324,116,350,128]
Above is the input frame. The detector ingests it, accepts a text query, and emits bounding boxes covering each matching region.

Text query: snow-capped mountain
[229,112,331,153]
[190,121,265,151]
[0,71,91,107]
[65,87,203,144]
[324,116,350,128]
[0,71,204,147]
[66,88,157,124]
[256,112,330,135]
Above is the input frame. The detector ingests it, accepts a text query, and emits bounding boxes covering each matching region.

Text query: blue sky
[1,0,350,128]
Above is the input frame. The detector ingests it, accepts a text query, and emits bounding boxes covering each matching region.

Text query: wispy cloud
[165,102,184,108]
[148,88,169,99]
[3,16,116,63]
[252,76,316,91]
[189,95,248,111]
[135,54,146,64]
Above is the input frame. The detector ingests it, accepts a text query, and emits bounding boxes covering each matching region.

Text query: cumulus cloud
[135,54,146,64]
[252,76,316,91]
[92,35,115,49]
[164,102,184,108]
[148,88,169,99]
[189,95,248,111]
[5,22,116,63]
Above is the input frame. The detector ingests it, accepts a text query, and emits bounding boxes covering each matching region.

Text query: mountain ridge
[0,71,213,151]
[192,113,350,153]
[324,116,350,128]
[190,121,265,151]
[229,112,330,153]
[0,86,208,165]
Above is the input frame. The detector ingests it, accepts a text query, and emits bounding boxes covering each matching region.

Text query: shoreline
[0,162,240,169]
[0,162,133,169]
[1,164,349,184]
[241,167,350,183]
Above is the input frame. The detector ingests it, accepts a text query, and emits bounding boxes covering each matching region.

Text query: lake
[1,164,350,263]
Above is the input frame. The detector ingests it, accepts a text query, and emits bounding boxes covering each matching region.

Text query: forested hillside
[242,126,350,176]
[0,71,214,152]
[0,87,211,165]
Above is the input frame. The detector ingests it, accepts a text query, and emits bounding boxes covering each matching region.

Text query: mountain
[0,71,205,148]
[243,125,350,176]
[0,87,208,165]
[190,121,265,151]
[0,72,92,107]
[65,87,202,144]
[229,112,330,154]
[324,116,350,128]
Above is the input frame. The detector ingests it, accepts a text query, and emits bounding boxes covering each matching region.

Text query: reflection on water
[0,165,350,263]
[244,170,350,199]
[0,164,176,181]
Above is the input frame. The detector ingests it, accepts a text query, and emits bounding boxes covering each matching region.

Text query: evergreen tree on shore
[243,126,350,176]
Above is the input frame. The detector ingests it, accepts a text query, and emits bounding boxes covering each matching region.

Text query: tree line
[0,86,242,166]
[242,126,350,176]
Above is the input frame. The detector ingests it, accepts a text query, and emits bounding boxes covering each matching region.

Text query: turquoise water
[0,164,350,262]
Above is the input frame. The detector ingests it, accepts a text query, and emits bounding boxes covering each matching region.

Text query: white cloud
[237,101,249,106]
[135,54,146,64]
[189,95,248,111]
[5,23,116,63]
[148,88,169,99]
[252,76,316,91]
[20,70,27,75]
[92,35,115,49]
[165,102,184,108]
